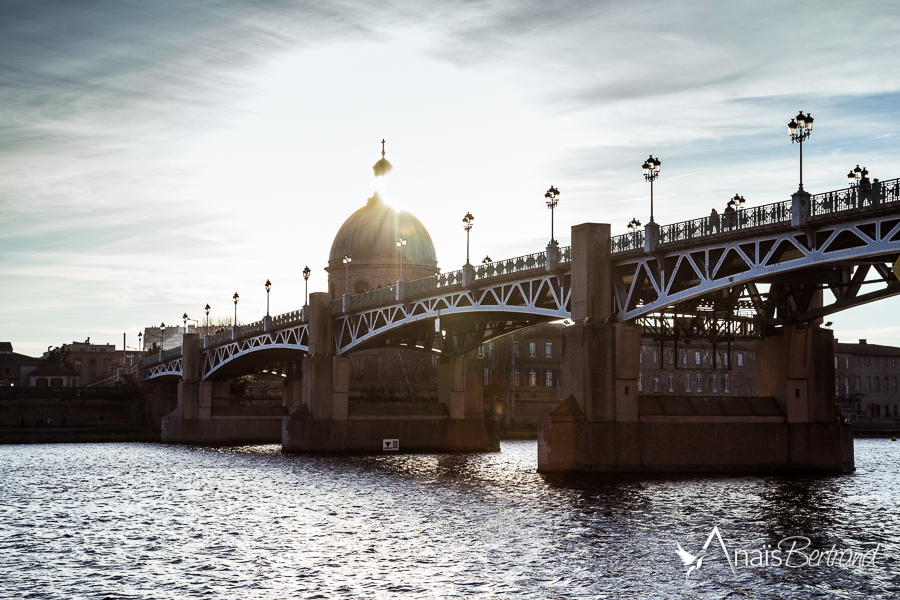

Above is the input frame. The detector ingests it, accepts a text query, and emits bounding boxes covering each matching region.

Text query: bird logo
[673,526,736,580]
[675,542,705,578]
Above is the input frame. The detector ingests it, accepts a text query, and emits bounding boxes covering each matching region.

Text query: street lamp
[729,194,746,210]
[397,237,407,281]
[183,313,188,330]
[483,255,492,264]
[159,322,166,351]
[787,111,814,191]
[265,279,272,317]
[138,332,142,352]
[544,186,560,246]
[462,212,474,265]
[232,292,239,330]
[642,155,661,222]
[343,255,352,295]
[627,218,642,232]
[205,304,210,336]
[302,266,311,306]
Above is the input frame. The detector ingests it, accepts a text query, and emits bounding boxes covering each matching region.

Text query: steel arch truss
[145,358,182,380]
[614,212,900,322]
[333,273,571,355]
[202,324,308,379]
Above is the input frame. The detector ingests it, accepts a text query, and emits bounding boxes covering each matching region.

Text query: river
[1,439,897,599]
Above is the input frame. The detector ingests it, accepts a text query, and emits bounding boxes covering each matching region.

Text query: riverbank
[0,427,161,444]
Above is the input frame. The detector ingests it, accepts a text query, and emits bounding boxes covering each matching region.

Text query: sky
[2,0,899,356]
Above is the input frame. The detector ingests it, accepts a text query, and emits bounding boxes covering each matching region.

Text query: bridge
[144,178,900,472]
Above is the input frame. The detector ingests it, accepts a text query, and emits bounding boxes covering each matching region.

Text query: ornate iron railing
[658,198,793,245]
[811,177,900,216]
[610,231,644,253]
[475,250,545,279]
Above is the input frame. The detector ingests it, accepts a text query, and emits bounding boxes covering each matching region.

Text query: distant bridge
[143,178,900,381]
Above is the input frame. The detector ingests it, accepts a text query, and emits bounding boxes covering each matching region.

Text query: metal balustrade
[609,179,900,253]
[811,177,900,216]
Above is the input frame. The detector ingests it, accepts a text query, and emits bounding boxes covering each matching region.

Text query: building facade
[42,340,122,385]
[0,342,41,386]
[834,339,900,421]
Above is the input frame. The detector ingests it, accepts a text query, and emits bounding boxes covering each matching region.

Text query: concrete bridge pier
[537,222,853,473]
[161,333,282,444]
[282,293,498,453]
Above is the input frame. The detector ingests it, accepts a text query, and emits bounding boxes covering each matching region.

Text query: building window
[696,374,703,393]
[484,368,492,386]
[846,356,850,369]
[834,356,838,369]
[528,370,537,386]
[51,378,63,387]
[653,377,660,392]
[545,370,553,387]
[89,358,96,366]
[682,352,687,366]
[747,377,752,393]
[685,374,692,393]
[875,377,881,393]
[512,369,520,386]
[894,378,898,393]
[668,373,674,392]
[529,342,536,358]
[737,353,744,367]
[639,351,643,364]
[712,374,718,393]
[695,351,701,365]
[723,353,728,367]
[845,378,850,397]
[639,372,644,392]
[866,376,871,392]
[74,359,82,367]
[856,376,861,392]
[835,377,840,395]
[477,346,484,358]
[512,341,520,357]
[654,349,659,364]
[724,373,730,393]
[487,343,494,359]
[545,342,553,358]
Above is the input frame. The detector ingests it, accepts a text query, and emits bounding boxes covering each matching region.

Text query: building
[141,325,197,351]
[835,339,900,421]
[637,339,758,397]
[0,342,42,386]
[326,156,441,402]
[28,364,81,387]
[42,339,122,385]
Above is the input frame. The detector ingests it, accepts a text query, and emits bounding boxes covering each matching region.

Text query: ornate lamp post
[232,292,239,331]
[483,255,492,264]
[627,218,642,232]
[204,304,210,336]
[343,255,352,295]
[183,313,188,330]
[265,279,272,317]
[642,155,661,222]
[302,266,311,306]
[787,111,813,191]
[462,212,474,265]
[397,237,407,281]
[159,322,166,351]
[138,332,142,352]
[544,186,560,246]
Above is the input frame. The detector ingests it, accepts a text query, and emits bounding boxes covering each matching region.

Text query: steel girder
[145,358,182,380]
[332,273,571,355]
[201,324,308,380]
[613,210,900,322]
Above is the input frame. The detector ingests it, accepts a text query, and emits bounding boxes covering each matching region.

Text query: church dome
[328,192,438,268]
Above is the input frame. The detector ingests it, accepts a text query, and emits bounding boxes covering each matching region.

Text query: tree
[43,345,74,370]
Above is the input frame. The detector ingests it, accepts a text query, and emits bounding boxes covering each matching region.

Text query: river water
[1,439,897,599]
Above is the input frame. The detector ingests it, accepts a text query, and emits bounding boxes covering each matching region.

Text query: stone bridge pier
[538,223,854,473]
[160,333,283,444]
[282,292,499,453]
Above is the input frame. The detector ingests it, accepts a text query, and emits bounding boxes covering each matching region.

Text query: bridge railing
[610,231,644,253]
[658,198,793,245]
[811,177,900,216]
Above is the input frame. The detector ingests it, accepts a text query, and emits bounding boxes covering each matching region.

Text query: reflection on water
[0,440,897,598]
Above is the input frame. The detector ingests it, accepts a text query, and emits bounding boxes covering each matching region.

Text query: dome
[328,192,438,267]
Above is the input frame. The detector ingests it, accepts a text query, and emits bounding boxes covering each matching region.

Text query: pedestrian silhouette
[723,203,736,230]
[710,208,720,233]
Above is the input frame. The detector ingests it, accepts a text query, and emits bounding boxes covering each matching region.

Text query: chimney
[859,339,867,345]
